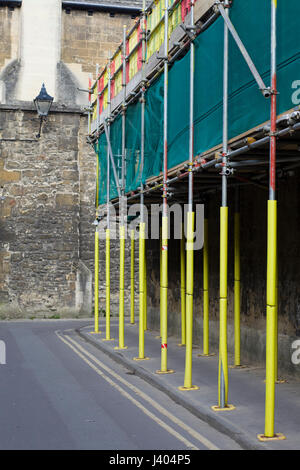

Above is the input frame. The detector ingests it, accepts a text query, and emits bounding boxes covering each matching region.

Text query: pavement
[78,318,300,451]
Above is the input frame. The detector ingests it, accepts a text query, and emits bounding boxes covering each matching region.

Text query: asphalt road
[0,320,242,450]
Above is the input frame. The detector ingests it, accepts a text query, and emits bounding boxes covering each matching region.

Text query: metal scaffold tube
[179,0,197,390]
[116,25,128,351]
[142,2,147,335]
[104,56,113,342]
[134,0,149,361]
[217,1,270,97]
[95,64,100,211]
[259,0,285,442]
[93,65,100,335]
[219,0,229,409]
[103,121,122,199]
[157,0,173,375]
[213,0,234,412]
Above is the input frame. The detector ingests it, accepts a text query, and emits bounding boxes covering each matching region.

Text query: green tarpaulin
[96,0,300,206]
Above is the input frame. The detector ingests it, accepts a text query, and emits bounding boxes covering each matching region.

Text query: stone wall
[61,8,136,79]
[146,173,300,377]
[0,106,89,317]
[0,7,19,71]
[0,7,12,72]
[0,6,20,102]
[0,104,138,318]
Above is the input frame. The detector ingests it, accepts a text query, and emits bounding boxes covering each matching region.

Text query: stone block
[55,193,78,208]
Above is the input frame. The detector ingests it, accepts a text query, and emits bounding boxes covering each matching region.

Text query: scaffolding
[89,0,300,441]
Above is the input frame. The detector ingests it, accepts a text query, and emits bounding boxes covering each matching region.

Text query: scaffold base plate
[257,433,286,442]
[155,369,175,375]
[211,404,236,412]
[178,385,199,391]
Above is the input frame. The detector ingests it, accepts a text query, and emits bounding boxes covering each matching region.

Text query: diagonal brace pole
[103,120,122,199]
[217,2,271,98]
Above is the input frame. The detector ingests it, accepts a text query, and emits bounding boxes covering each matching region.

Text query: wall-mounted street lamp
[33,84,54,138]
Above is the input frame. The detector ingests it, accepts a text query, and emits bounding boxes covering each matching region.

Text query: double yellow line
[56,331,220,451]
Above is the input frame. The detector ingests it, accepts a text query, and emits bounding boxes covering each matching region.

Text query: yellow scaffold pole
[92,65,100,335]
[179,0,197,390]
[273,261,284,385]
[203,218,209,355]
[179,213,198,390]
[212,0,234,411]
[104,228,113,340]
[93,228,99,334]
[234,189,241,366]
[130,229,135,324]
[259,200,285,440]
[216,206,230,408]
[160,225,162,338]
[258,0,285,442]
[157,215,173,373]
[274,261,281,383]
[144,241,147,330]
[134,222,149,360]
[198,215,214,357]
[156,0,173,375]
[273,260,284,384]
[115,224,127,350]
[178,223,186,347]
[134,1,149,361]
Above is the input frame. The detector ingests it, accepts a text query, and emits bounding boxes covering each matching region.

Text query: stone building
[0,0,143,318]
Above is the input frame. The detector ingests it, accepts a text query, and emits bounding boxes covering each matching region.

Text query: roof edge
[62,1,142,15]
[0,0,22,7]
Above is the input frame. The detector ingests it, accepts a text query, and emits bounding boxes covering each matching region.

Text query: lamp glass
[34,84,54,117]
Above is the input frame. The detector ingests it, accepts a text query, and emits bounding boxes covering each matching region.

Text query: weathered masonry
[0,0,143,317]
[89,0,300,440]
